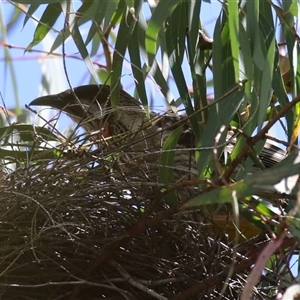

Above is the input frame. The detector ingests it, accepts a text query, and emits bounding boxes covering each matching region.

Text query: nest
[0,128,289,300]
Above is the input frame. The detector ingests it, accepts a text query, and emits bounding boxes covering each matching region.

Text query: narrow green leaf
[196,89,244,178]
[187,0,201,61]
[282,41,297,106]
[246,0,260,52]
[81,0,111,51]
[159,126,183,206]
[247,152,300,189]
[186,1,207,123]
[288,216,300,241]
[23,4,39,28]
[296,44,300,95]
[150,60,172,104]
[135,10,148,64]
[97,69,111,85]
[258,38,275,127]
[103,0,120,31]
[12,0,60,3]
[128,25,148,107]
[239,24,253,81]
[183,151,300,209]
[247,3,265,70]
[60,1,98,83]
[272,63,290,108]
[212,16,223,99]
[228,0,240,82]
[0,124,59,142]
[282,0,297,27]
[88,23,102,57]
[51,0,98,53]
[125,0,135,10]
[251,200,275,218]
[288,1,298,17]
[110,1,140,106]
[164,2,199,134]
[213,20,235,98]
[0,148,58,161]
[26,3,61,51]
[145,0,181,66]
[182,180,254,208]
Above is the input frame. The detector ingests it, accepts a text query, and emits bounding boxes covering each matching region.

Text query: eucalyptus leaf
[0,124,59,142]
[26,3,61,51]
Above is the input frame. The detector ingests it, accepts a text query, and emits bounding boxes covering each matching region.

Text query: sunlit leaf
[145,0,181,66]
[51,0,98,52]
[257,38,275,127]
[228,0,239,82]
[12,0,60,3]
[183,151,300,209]
[26,3,61,51]
[110,1,141,106]
[0,124,59,142]
[60,1,98,83]
[22,4,39,28]
[128,25,148,108]
[159,125,183,206]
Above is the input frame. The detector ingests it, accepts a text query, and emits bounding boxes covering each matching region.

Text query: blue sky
[0,1,221,118]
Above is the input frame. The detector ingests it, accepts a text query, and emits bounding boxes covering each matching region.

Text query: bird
[29,85,197,195]
[29,84,289,242]
[29,84,287,193]
[29,85,150,139]
[29,85,180,152]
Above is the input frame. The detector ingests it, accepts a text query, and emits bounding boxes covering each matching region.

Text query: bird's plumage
[29,85,149,137]
[29,84,287,195]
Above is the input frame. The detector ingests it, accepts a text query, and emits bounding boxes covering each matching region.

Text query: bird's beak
[28,90,102,133]
[29,94,70,110]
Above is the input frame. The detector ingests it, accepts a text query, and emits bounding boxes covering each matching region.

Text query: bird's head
[29,85,147,138]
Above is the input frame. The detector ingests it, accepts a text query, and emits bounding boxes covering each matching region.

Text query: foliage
[0,0,300,299]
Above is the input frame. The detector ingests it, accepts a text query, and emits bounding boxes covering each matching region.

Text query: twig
[110,260,168,300]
